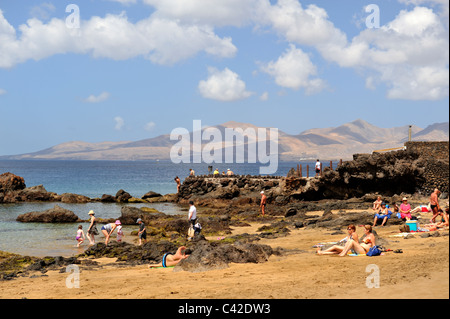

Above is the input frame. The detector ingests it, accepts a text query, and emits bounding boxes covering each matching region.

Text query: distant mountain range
[1,119,448,161]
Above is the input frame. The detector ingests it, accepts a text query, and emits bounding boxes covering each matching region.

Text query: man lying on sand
[148,246,189,268]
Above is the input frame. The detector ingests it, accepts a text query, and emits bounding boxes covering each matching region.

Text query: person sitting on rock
[372,196,382,211]
[148,246,190,268]
[372,202,392,227]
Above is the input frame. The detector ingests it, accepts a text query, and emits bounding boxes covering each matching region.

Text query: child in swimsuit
[116,225,124,242]
[76,225,85,247]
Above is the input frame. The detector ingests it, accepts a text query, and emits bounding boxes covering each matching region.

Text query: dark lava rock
[16,205,80,223]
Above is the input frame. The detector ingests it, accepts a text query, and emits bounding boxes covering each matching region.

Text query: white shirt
[315,162,321,169]
[189,205,197,220]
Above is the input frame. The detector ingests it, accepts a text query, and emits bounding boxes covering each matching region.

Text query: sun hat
[88,210,95,215]
[402,197,407,201]
[261,191,264,194]
[136,218,142,223]
[381,202,386,206]
[115,220,121,225]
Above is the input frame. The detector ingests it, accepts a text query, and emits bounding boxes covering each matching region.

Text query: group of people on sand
[371,188,449,229]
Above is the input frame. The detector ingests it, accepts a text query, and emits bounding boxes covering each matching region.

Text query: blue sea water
[0,160,320,257]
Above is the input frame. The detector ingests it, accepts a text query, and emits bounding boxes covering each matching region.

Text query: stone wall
[405,141,449,160]
[404,141,449,195]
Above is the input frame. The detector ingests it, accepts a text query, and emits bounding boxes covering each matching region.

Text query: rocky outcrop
[175,240,273,273]
[16,205,81,223]
[179,144,449,204]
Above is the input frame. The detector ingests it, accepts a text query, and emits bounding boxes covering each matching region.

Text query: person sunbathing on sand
[317,225,359,256]
[148,246,189,268]
[338,225,376,257]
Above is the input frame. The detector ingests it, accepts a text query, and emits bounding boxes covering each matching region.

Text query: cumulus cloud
[0,9,237,68]
[83,92,110,103]
[261,44,325,94]
[257,1,449,100]
[0,88,6,95]
[198,67,254,102]
[114,116,125,130]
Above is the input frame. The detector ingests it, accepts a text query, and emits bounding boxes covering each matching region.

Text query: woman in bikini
[317,225,359,255]
[339,225,376,256]
[148,246,189,268]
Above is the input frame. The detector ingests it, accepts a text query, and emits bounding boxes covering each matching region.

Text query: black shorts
[189,218,197,227]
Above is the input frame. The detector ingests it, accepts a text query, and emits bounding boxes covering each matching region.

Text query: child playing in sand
[116,225,124,242]
[76,225,86,247]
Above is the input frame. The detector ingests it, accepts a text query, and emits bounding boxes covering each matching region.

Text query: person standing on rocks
[260,191,267,217]
[315,159,321,177]
[174,176,181,193]
[188,201,197,240]
[430,188,441,223]
[86,210,98,245]
[137,218,147,246]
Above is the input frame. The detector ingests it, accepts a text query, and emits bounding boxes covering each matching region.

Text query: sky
[0,0,448,156]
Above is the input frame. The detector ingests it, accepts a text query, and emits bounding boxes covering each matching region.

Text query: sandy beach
[0,209,448,300]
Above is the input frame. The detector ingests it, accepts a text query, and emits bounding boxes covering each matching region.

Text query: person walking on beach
[101,220,121,245]
[76,225,86,247]
[174,176,181,193]
[260,191,267,217]
[315,159,321,177]
[137,218,147,245]
[86,210,98,245]
[430,188,441,223]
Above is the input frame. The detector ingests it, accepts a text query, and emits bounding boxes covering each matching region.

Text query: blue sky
[0,0,448,156]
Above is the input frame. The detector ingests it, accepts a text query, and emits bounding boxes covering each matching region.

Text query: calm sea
[0,160,318,257]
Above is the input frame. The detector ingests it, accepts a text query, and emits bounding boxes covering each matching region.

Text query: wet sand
[0,210,448,300]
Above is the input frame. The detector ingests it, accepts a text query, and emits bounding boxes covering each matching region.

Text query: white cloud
[143,0,260,27]
[114,116,125,130]
[29,3,56,20]
[0,10,237,68]
[260,92,269,101]
[261,44,325,94]
[106,0,137,5]
[257,1,449,101]
[84,92,110,103]
[0,88,6,95]
[198,67,254,101]
[144,121,156,131]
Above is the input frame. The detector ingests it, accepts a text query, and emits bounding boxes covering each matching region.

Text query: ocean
[0,160,320,257]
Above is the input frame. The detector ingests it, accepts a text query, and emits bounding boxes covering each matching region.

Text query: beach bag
[187,225,195,238]
[366,245,382,257]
